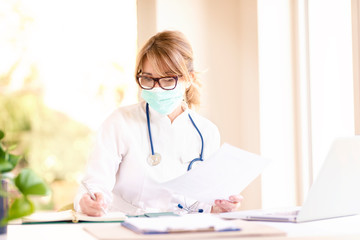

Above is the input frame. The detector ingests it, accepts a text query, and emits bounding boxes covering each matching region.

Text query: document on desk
[122,214,240,234]
[161,143,271,204]
[22,210,127,223]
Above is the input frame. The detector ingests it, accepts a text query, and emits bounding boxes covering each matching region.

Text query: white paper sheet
[161,143,271,204]
[122,214,240,233]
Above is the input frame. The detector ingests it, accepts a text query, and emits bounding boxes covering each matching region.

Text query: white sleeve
[74,120,122,212]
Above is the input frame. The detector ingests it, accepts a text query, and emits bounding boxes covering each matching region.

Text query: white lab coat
[74,101,220,215]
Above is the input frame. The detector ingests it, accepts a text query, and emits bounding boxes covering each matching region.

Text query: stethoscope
[146,103,204,171]
[145,102,205,213]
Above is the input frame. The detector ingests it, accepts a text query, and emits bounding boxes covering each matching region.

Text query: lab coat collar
[142,101,189,125]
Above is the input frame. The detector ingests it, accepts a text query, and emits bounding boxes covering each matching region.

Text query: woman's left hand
[211,194,243,213]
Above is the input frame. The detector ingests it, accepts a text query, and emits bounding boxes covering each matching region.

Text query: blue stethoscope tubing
[146,103,156,157]
[146,103,205,213]
[145,103,204,171]
[186,113,204,171]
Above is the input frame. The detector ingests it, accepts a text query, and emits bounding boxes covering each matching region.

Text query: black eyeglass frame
[136,75,179,90]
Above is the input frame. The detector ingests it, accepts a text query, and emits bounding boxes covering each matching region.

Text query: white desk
[5,223,97,240]
[262,214,360,239]
[3,215,360,240]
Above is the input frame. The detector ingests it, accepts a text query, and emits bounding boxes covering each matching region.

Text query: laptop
[220,136,360,223]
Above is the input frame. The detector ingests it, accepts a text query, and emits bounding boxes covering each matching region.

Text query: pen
[81,181,107,215]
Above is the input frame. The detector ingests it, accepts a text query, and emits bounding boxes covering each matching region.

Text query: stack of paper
[122,214,240,234]
[22,210,127,223]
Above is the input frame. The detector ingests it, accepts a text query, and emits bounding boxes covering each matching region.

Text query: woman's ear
[186,72,195,88]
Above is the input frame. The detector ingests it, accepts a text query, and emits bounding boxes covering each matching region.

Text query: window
[258,0,355,208]
[0,0,137,209]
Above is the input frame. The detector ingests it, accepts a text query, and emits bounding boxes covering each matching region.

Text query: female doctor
[74,30,243,216]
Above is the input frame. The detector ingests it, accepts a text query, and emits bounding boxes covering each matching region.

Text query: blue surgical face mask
[141,83,185,115]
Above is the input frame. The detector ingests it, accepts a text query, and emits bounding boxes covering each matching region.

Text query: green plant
[0,129,50,224]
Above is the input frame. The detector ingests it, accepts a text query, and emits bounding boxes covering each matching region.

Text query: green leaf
[0,129,20,173]
[8,153,21,169]
[0,152,20,174]
[0,145,5,161]
[0,161,14,173]
[14,168,50,196]
[2,196,35,223]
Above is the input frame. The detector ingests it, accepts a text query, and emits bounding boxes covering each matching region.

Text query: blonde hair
[135,30,201,109]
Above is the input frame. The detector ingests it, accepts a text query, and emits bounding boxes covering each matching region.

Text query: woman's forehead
[142,57,176,75]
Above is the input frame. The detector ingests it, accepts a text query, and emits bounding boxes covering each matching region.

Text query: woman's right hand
[79,192,106,217]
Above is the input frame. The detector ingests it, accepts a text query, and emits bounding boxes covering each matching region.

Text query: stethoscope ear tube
[146,103,155,156]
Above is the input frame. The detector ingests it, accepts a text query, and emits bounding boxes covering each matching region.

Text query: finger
[229,195,244,203]
[80,204,102,216]
[84,194,102,207]
[216,200,234,212]
[213,200,229,212]
[216,200,239,212]
[82,194,105,212]
[84,206,103,217]
[80,195,103,216]
[211,204,226,213]
[215,204,231,213]
[94,192,106,206]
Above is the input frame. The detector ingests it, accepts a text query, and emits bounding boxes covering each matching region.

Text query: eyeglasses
[136,75,179,90]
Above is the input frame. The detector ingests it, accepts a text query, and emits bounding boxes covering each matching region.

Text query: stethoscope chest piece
[147,153,161,166]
